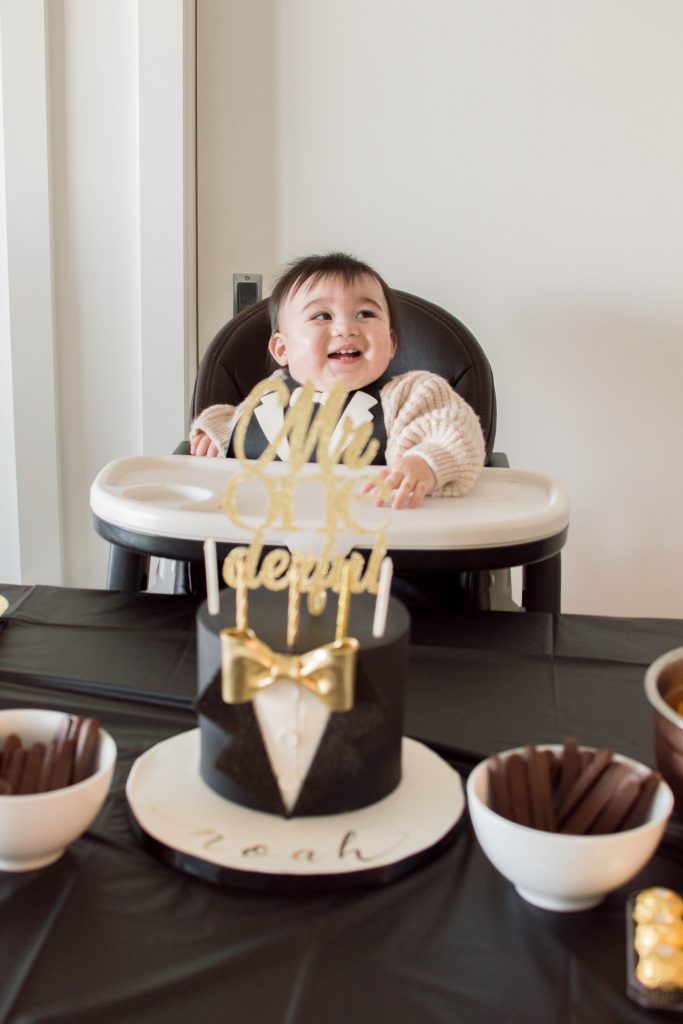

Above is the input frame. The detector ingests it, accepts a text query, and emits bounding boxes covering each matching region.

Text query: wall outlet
[233,273,262,315]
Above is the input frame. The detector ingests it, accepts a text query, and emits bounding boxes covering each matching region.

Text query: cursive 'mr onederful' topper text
[220,379,390,613]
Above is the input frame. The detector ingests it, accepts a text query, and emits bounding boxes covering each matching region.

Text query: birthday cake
[196,588,409,818]
[123,380,465,889]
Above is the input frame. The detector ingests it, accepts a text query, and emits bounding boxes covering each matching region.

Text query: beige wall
[197,0,278,352]
[197,0,683,617]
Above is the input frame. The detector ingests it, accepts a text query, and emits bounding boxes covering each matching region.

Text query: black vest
[227,376,388,466]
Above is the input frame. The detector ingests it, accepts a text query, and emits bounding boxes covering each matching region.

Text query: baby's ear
[268,333,288,366]
[390,330,398,356]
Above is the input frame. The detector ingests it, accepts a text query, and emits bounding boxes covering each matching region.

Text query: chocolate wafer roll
[488,755,512,820]
[37,741,57,793]
[559,737,580,800]
[47,737,75,791]
[588,769,641,834]
[17,742,47,795]
[506,753,532,828]
[619,771,662,832]
[73,718,99,783]
[0,733,21,779]
[70,715,86,748]
[561,762,632,834]
[542,748,560,787]
[556,747,613,825]
[55,714,76,743]
[5,746,26,794]
[524,745,555,831]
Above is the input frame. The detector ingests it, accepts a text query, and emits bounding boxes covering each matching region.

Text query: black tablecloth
[1,585,682,1023]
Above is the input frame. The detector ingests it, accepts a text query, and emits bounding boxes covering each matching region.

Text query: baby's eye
[357,309,376,319]
[312,312,332,321]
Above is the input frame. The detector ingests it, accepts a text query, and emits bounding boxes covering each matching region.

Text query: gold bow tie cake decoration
[220,629,358,712]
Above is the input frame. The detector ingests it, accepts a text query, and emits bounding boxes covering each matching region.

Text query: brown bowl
[645,647,683,816]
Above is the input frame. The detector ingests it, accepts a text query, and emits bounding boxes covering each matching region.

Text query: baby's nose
[332,317,358,336]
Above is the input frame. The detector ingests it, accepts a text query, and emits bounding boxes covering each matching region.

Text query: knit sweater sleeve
[189,369,285,456]
[189,402,242,455]
[381,371,486,496]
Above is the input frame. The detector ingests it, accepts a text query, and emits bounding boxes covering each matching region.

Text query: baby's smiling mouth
[328,348,361,361]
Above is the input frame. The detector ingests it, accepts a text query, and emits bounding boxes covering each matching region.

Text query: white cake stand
[126,733,465,891]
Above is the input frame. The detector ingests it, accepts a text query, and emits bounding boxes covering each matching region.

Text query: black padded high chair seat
[190,291,497,463]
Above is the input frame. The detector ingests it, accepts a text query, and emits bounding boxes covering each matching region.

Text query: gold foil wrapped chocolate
[633,887,683,925]
[635,946,683,991]
[635,921,683,958]
[629,887,683,1006]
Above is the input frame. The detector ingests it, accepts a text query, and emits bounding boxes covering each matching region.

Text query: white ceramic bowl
[467,745,673,912]
[0,708,117,872]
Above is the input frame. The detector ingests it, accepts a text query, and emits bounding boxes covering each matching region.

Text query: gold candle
[335,559,351,642]
[287,563,301,648]
[236,553,248,632]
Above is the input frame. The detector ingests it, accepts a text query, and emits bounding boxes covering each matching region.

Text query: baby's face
[268,274,396,392]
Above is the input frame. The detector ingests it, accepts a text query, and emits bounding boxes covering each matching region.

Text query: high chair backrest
[192,291,497,462]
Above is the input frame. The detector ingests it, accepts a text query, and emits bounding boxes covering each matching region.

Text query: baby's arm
[367,371,486,507]
[189,403,240,458]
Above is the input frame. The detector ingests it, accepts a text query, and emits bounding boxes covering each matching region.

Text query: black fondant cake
[196,589,409,818]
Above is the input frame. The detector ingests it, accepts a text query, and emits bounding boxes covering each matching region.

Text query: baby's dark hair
[268,252,401,340]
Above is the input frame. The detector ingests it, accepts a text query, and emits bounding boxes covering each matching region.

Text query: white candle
[204,538,220,615]
[372,556,393,638]
[335,560,352,643]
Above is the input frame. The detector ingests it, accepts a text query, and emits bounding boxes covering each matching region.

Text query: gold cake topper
[214,379,394,709]
[220,379,391,617]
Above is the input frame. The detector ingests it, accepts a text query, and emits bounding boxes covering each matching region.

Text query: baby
[190,252,485,508]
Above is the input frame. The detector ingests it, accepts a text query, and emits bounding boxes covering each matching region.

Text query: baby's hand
[190,431,222,458]
[361,455,436,509]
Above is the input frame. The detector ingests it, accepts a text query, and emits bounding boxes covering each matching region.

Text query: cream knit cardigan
[190,370,486,497]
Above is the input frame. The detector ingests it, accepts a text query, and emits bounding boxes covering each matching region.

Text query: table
[1,584,682,1024]
[90,457,569,612]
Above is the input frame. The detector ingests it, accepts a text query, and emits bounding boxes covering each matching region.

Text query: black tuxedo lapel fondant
[227,375,388,466]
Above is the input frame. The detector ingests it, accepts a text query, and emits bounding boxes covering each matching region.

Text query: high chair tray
[90,455,569,552]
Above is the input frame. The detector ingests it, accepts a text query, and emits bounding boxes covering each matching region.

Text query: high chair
[104,290,511,615]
